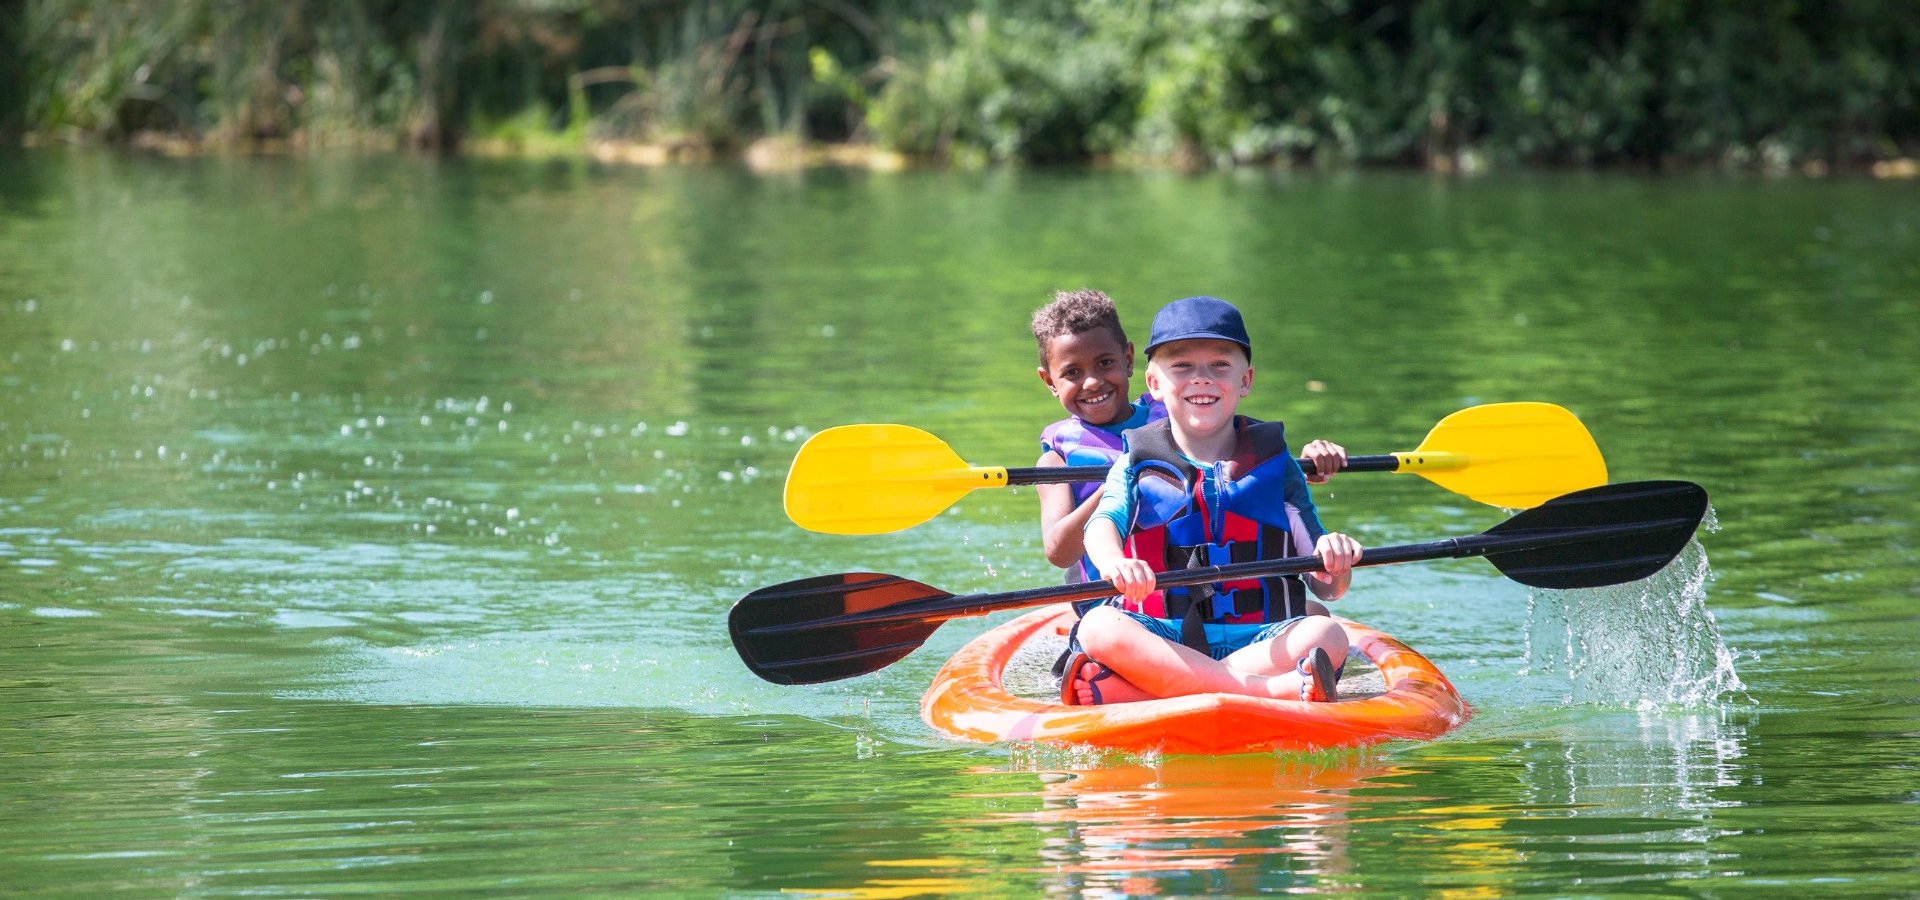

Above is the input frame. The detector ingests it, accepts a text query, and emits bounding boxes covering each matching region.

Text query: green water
[3,150,1916,895]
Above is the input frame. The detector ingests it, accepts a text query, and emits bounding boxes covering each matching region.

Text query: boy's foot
[1059,652,1152,706]
[1059,652,1114,706]
[1297,647,1338,703]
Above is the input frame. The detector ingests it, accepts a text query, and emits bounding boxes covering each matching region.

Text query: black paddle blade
[1481,480,1708,589]
[728,572,953,685]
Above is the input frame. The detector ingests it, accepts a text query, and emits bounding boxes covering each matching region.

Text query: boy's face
[1037,328,1134,425]
[1145,338,1253,433]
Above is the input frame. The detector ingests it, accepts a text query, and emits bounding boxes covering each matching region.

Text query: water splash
[1522,506,1745,707]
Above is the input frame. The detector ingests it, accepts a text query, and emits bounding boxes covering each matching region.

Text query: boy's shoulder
[1138,392,1168,421]
[1042,394,1161,443]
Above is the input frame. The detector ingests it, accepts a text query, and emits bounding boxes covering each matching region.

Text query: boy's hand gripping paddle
[734,480,1707,685]
[783,402,1607,535]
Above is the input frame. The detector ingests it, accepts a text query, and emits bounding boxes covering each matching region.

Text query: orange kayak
[921,604,1468,755]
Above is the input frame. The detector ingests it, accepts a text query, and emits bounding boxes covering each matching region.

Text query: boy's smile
[1146,338,1252,440]
[1039,329,1135,426]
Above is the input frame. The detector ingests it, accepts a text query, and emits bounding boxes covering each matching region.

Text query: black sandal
[1296,647,1338,703]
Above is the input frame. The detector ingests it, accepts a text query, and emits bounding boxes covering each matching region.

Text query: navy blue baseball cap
[1145,296,1251,357]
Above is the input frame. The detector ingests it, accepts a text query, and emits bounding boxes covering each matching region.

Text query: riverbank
[15,130,1920,179]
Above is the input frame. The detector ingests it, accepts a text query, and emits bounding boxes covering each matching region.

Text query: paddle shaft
[737,480,1704,684]
[743,517,1687,638]
[1008,454,1398,486]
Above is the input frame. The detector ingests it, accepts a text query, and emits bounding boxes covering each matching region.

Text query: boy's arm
[1083,456,1156,602]
[1085,517,1156,603]
[1306,532,1360,600]
[1035,451,1102,568]
[1277,444,1357,599]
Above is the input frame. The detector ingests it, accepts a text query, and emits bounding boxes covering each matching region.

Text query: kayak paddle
[783,402,1606,535]
[733,479,1705,685]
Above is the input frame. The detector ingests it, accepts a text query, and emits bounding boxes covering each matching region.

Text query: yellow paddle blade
[1398,402,1608,509]
[784,424,1009,535]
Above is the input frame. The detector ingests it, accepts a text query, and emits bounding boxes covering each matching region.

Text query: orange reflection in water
[986,750,1406,891]
[779,859,974,899]
[782,752,1425,897]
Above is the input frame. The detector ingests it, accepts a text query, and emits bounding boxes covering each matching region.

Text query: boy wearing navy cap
[1061,296,1359,706]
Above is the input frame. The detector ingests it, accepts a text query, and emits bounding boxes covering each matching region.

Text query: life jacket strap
[1167,542,1219,654]
[1162,585,1265,620]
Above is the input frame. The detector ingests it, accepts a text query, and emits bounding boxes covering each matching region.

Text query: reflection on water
[902,713,1753,896]
[1009,752,1386,891]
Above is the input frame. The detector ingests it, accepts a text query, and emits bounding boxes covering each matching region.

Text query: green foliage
[12,0,1920,168]
[471,102,586,154]
[0,4,21,139]
[1128,0,1310,166]
[866,7,1140,163]
[24,0,206,138]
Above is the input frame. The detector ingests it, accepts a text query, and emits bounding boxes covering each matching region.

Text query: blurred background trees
[10,0,1918,170]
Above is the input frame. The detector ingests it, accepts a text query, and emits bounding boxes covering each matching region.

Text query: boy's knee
[1296,614,1350,658]
[1077,605,1121,636]
[1326,622,1350,658]
[1076,606,1132,656]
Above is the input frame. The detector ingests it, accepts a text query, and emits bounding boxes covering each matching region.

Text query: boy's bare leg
[1222,615,1349,678]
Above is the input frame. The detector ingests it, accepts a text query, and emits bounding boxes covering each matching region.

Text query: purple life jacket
[1037,394,1165,582]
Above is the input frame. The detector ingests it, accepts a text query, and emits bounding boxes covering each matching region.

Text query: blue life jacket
[1118,416,1324,651]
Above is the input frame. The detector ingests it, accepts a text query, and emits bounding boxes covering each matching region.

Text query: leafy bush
[12,0,1918,168]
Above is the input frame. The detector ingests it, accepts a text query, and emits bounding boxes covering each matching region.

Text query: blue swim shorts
[1114,609,1305,661]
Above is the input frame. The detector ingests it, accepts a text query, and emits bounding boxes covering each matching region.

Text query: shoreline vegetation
[8,1,1919,178]
[26,130,1920,180]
